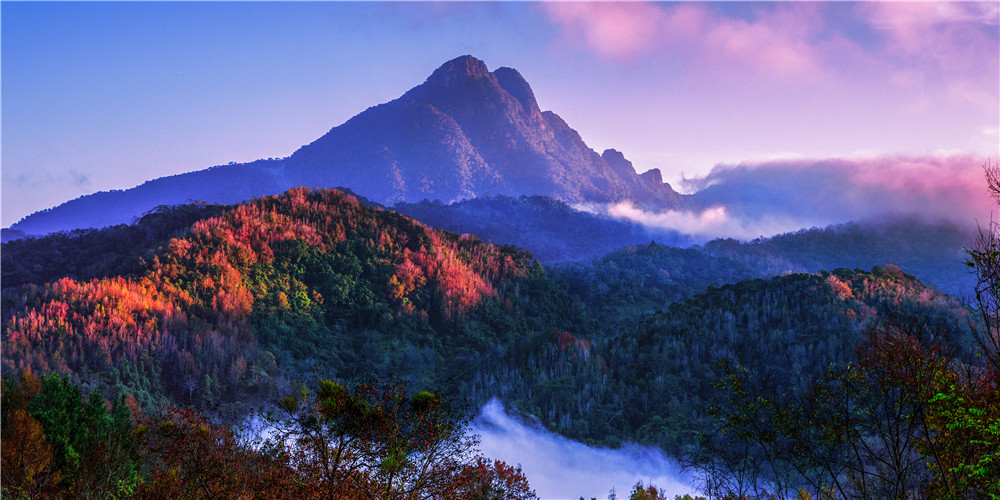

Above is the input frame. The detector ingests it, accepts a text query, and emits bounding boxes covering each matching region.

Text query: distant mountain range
[393,196,975,297]
[9,55,682,237]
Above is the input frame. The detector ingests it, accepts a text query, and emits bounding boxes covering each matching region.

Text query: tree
[439,458,536,500]
[967,160,1000,376]
[135,406,299,499]
[260,378,536,499]
[924,160,1000,498]
[2,409,59,496]
[627,481,669,500]
[0,371,140,499]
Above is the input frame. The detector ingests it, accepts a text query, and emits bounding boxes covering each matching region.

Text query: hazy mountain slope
[537,217,974,343]
[702,217,977,296]
[10,55,681,237]
[550,242,764,329]
[9,159,291,237]
[394,195,693,264]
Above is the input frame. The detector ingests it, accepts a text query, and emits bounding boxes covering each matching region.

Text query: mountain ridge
[10,55,681,237]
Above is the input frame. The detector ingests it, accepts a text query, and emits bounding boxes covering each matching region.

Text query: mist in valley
[471,399,696,499]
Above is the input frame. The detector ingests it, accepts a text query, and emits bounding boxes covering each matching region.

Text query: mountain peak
[493,66,539,114]
[415,55,540,115]
[425,55,491,87]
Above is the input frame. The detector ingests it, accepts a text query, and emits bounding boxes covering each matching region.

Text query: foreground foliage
[1,372,536,499]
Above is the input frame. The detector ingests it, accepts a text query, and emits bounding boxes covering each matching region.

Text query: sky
[2,1,998,228]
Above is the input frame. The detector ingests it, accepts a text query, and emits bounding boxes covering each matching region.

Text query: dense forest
[1,202,227,289]
[3,185,997,498]
[505,266,974,452]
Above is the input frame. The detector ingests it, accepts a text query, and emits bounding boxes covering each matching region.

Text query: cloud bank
[605,153,993,241]
[471,399,694,499]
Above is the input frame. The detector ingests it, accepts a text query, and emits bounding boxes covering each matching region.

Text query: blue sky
[3,1,998,227]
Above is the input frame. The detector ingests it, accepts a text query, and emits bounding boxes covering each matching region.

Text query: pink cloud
[659,3,708,41]
[542,2,825,78]
[586,154,995,242]
[845,154,992,219]
[686,153,994,229]
[542,1,998,90]
[543,2,670,60]
[855,3,998,134]
[703,16,818,77]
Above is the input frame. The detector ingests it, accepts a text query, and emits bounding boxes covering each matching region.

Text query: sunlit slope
[2,187,587,412]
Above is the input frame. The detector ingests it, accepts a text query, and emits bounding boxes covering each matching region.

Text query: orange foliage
[826,275,854,300]
[3,187,533,401]
[1,409,59,496]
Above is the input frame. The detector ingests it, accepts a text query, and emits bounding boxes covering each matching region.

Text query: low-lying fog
[240,398,697,499]
[471,399,696,499]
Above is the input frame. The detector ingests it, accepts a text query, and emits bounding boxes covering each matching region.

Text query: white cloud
[604,201,810,242]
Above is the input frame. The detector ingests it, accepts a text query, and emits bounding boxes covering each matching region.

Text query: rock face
[286,55,680,207]
[10,55,681,236]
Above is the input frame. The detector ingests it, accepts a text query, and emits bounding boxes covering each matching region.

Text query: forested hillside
[1,188,979,439]
[704,217,976,296]
[2,188,590,415]
[550,243,763,333]
[1,203,227,289]
[3,187,993,498]
[499,266,974,455]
